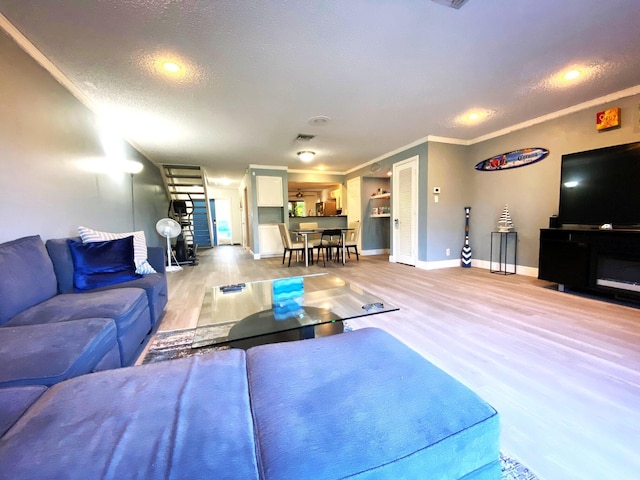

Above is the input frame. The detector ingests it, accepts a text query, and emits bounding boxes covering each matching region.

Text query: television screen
[559,141,640,227]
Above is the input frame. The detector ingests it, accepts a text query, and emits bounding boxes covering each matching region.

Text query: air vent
[431,0,471,9]
[295,134,315,141]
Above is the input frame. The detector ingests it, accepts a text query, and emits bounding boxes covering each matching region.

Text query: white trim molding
[412,257,539,277]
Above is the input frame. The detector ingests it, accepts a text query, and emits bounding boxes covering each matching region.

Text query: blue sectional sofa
[0,235,167,388]
[0,328,500,479]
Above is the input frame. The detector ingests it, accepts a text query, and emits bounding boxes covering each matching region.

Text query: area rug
[142,327,539,479]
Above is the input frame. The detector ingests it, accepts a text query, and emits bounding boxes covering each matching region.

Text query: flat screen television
[558,141,640,228]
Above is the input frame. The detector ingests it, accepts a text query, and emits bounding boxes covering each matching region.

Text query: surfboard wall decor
[474,147,549,171]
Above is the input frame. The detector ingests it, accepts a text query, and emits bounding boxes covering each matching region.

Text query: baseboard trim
[411,258,538,277]
[362,248,390,256]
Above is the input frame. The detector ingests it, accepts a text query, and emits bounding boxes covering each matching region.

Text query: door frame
[391,155,419,266]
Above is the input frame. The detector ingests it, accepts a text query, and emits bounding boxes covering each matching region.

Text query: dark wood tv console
[538,228,640,299]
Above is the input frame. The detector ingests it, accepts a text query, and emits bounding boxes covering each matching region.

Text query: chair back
[277,223,293,249]
[298,222,318,230]
[321,229,342,243]
[347,221,361,243]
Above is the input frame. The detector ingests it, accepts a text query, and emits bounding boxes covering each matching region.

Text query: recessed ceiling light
[137,51,205,85]
[563,69,581,81]
[163,61,181,73]
[544,64,602,90]
[455,109,493,125]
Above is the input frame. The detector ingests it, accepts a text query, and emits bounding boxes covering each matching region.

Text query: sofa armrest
[147,246,165,274]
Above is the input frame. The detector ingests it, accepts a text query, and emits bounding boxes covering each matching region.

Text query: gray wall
[468,93,640,267]
[347,142,429,258]
[426,142,471,262]
[365,94,639,269]
[0,30,167,246]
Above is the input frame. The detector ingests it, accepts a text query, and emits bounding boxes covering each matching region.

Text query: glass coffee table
[192,273,398,349]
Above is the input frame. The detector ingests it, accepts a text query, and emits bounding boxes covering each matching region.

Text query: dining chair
[343,221,361,261]
[316,229,342,266]
[297,222,322,249]
[277,223,312,267]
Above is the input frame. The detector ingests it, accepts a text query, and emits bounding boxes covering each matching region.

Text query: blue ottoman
[0,350,260,480]
[247,328,500,479]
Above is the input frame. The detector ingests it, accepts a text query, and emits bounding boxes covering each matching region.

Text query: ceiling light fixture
[162,61,181,73]
[455,109,493,125]
[308,116,331,126]
[545,64,600,90]
[297,151,316,162]
[563,69,581,80]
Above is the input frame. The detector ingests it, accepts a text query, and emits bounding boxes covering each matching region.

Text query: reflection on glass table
[192,273,398,349]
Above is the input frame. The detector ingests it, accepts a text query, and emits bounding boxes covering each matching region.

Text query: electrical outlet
[446,248,451,256]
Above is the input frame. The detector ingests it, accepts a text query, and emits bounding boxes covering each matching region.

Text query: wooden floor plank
[147,245,640,480]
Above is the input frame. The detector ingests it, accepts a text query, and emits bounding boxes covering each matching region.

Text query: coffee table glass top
[192,273,398,348]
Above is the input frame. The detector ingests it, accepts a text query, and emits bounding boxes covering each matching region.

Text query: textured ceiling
[1,0,639,185]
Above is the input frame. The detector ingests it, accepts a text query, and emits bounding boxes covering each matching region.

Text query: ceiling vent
[295,134,315,142]
[431,0,471,9]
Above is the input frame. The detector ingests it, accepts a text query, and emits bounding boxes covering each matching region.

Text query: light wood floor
[148,246,640,480]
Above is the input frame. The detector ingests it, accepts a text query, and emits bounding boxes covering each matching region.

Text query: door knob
[394,218,399,226]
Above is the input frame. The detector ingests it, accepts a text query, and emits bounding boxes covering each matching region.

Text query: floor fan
[156,218,183,272]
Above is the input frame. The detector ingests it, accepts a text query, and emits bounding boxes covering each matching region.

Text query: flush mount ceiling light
[297,151,316,162]
[308,116,331,126]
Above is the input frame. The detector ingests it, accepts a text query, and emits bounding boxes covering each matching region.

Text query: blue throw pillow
[67,237,140,291]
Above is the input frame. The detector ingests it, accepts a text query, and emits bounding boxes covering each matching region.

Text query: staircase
[160,165,215,264]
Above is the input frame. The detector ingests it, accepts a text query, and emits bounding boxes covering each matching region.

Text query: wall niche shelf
[369,192,390,217]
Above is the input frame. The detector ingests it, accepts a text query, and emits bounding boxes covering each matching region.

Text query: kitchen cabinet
[258,224,282,256]
[256,176,283,207]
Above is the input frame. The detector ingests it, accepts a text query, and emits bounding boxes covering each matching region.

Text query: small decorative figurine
[497,205,514,232]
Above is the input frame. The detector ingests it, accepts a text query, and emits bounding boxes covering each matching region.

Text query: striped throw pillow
[78,226,157,274]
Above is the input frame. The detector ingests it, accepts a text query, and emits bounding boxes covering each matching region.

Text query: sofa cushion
[0,318,120,388]
[247,328,500,479]
[78,225,157,274]
[0,235,58,326]
[45,236,81,293]
[0,351,260,480]
[5,287,151,366]
[46,238,167,326]
[90,272,167,327]
[0,385,47,437]
[67,237,140,290]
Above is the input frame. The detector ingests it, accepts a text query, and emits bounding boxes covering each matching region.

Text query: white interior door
[346,177,362,251]
[392,156,418,266]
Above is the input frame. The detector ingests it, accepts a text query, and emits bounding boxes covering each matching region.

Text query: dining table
[292,227,354,267]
